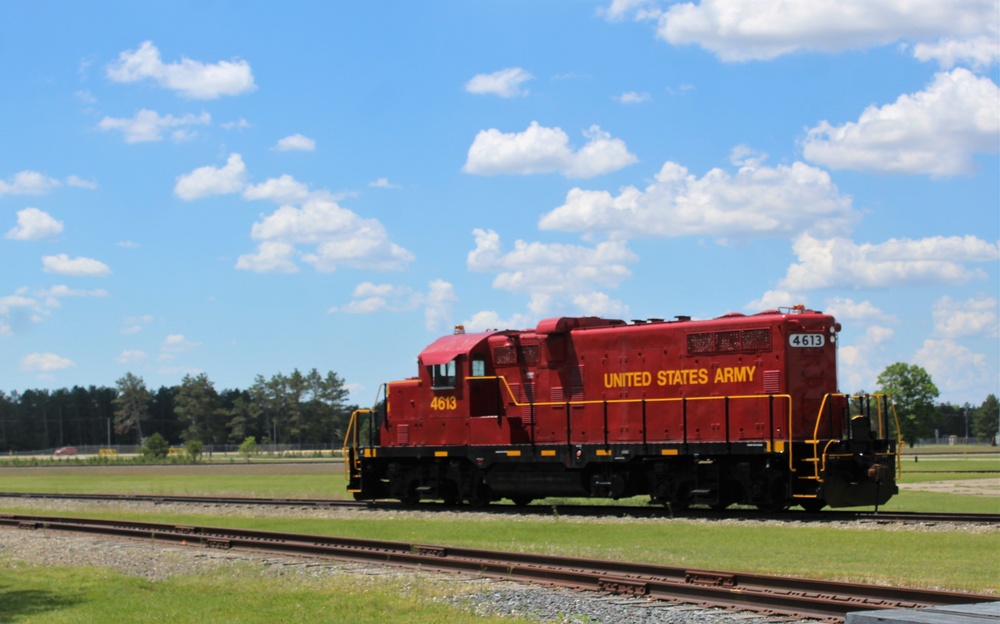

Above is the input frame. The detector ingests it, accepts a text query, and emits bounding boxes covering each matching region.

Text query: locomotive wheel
[399,482,420,506]
[510,496,534,507]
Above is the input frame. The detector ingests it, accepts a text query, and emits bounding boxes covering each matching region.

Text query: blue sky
[1,1,997,407]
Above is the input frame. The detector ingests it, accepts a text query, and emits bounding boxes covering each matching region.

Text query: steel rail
[0,513,993,622]
[1,492,998,525]
[1,492,997,525]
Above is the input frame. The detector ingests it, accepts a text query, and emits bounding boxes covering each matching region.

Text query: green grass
[0,473,347,499]
[0,561,528,624]
[2,504,996,595]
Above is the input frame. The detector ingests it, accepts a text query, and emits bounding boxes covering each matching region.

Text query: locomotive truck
[345,306,899,511]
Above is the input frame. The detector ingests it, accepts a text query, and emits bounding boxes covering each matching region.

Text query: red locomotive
[345,306,899,511]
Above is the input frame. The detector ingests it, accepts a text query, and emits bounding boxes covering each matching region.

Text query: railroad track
[1,492,998,525]
[0,512,993,622]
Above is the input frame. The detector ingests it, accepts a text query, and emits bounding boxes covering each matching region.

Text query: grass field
[0,562,530,624]
[0,451,996,623]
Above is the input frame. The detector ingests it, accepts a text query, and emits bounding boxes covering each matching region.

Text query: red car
[54,446,77,456]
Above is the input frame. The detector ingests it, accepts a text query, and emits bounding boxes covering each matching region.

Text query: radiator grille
[494,346,516,366]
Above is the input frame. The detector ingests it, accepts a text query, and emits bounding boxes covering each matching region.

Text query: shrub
[142,433,169,459]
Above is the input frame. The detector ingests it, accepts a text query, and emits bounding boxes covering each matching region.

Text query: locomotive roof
[418,330,500,365]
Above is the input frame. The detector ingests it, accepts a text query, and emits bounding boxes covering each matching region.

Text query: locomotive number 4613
[431,396,458,410]
[788,333,825,348]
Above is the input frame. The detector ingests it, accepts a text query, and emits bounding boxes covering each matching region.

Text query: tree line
[0,368,357,452]
[0,362,996,453]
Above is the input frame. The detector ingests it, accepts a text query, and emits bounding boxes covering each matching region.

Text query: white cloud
[779,234,999,291]
[21,352,75,372]
[914,338,992,399]
[42,254,111,277]
[242,174,310,203]
[35,285,108,307]
[745,290,810,312]
[613,91,651,104]
[174,153,247,200]
[161,333,200,354]
[99,109,211,143]
[463,122,638,178]
[464,67,534,98]
[239,197,414,273]
[333,279,455,331]
[274,133,316,151]
[0,171,60,197]
[598,0,663,21]
[106,41,256,99]
[65,175,98,190]
[5,208,64,241]
[116,349,148,364]
[424,279,457,331]
[369,178,400,189]
[539,152,858,240]
[467,228,635,318]
[651,0,998,62]
[0,293,46,335]
[821,297,896,324]
[932,295,1000,338]
[838,325,895,393]
[803,69,1000,177]
[235,241,299,274]
[912,36,1000,70]
[121,314,154,335]
[462,309,536,333]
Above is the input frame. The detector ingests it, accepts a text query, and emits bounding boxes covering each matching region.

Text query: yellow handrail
[468,374,795,466]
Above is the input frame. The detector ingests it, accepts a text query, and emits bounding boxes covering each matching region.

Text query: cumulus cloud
[6,208,64,241]
[539,150,858,240]
[161,333,200,355]
[99,109,211,143]
[21,352,75,372]
[464,67,534,97]
[0,292,46,335]
[35,285,108,307]
[0,171,60,197]
[106,41,256,99]
[369,178,400,189]
[613,91,651,104]
[914,338,992,399]
[803,69,1000,177]
[334,280,457,331]
[274,134,316,151]
[467,228,635,318]
[932,295,1000,339]
[462,309,536,333]
[839,325,896,393]
[174,153,247,200]
[242,174,311,203]
[463,122,638,178]
[912,36,1000,70]
[779,234,999,291]
[821,297,896,324]
[237,197,414,273]
[116,349,148,364]
[42,254,111,277]
[646,0,998,62]
[65,175,98,190]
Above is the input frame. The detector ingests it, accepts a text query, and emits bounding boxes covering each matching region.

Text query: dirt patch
[900,478,1000,497]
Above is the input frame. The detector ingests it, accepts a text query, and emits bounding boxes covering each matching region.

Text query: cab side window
[432,360,456,389]
[471,356,486,377]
